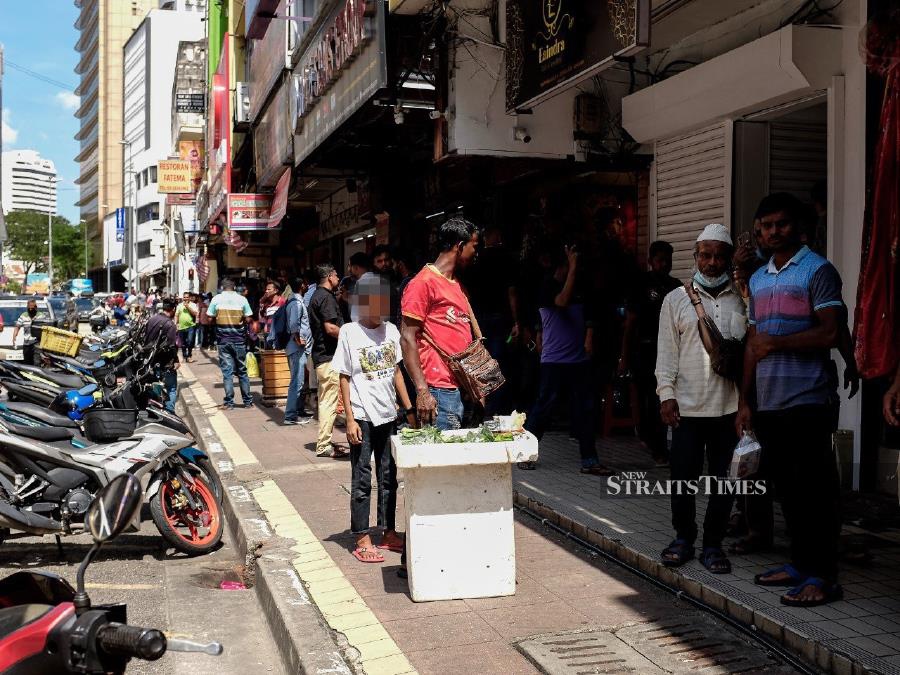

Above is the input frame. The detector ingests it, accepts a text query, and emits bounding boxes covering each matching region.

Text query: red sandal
[352,547,384,563]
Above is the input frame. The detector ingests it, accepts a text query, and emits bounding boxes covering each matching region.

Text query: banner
[267,168,291,228]
[115,207,126,242]
[178,140,204,193]
[25,273,50,295]
[176,92,205,113]
[228,193,276,231]
[158,159,193,193]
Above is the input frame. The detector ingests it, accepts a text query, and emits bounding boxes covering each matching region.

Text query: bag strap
[684,282,709,320]
[463,296,483,340]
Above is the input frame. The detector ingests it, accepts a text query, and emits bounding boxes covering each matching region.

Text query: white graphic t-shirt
[331,321,402,426]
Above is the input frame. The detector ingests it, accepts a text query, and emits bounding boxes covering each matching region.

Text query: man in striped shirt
[207,279,254,410]
[737,192,844,607]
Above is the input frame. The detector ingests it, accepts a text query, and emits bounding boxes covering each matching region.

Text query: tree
[5,210,88,286]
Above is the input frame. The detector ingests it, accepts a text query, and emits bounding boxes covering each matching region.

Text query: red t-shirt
[401,265,473,389]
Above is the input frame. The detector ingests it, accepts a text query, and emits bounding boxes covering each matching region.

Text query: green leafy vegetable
[399,425,516,445]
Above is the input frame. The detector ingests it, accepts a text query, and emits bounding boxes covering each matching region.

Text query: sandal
[352,547,385,563]
[728,535,773,555]
[517,461,537,470]
[377,533,405,553]
[580,465,615,476]
[661,539,694,567]
[781,577,843,607]
[754,563,804,587]
[700,547,732,574]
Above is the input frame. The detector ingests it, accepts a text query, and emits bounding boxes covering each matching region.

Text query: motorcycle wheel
[188,457,224,504]
[150,475,223,556]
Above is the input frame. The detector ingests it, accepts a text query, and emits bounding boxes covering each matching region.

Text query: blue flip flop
[754,563,804,587]
[781,577,843,607]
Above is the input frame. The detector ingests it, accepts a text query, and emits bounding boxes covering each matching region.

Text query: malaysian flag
[223,229,248,252]
[194,254,210,283]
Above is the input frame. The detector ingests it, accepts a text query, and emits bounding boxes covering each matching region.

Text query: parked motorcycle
[0,474,223,673]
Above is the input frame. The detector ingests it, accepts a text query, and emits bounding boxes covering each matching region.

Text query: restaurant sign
[228,193,280,231]
[176,93,206,113]
[157,159,193,193]
[292,0,387,164]
[505,0,650,112]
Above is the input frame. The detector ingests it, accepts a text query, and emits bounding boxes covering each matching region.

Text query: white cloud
[1,109,18,146]
[55,91,80,112]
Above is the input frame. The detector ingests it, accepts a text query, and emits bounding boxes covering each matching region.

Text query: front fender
[178,446,207,463]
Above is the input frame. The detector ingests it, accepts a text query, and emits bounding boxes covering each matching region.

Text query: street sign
[115,208,126,242]
[176,92,205,113]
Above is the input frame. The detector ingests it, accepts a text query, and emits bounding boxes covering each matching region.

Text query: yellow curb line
[182,365,416,675]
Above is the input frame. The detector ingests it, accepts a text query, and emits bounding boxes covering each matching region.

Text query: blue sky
[1,0,81,223]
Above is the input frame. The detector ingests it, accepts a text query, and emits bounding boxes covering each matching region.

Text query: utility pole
[47,176,54,292]
[0,44,7,278]
[81,219,87,276]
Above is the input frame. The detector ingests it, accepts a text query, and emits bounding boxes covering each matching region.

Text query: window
[137,240,152,258]
[135,173,141,190]
[136,202,159,224]
[142,169,149,186]
[149,166,157,184]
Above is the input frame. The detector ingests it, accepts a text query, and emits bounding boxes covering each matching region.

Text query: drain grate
[519,617,797,674]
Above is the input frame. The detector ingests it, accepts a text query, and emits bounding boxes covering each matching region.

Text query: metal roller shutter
[768,120,827,201]
[654,121,732,281]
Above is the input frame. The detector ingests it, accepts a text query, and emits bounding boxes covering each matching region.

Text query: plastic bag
[246,351,260,378]
[728,431,762,480]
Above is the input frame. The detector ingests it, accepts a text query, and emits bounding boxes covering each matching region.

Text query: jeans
[284,351,308,421]
[178,327,195,359]
[429,387,464,431]
[218,342,251,405]
[755,404,840,581]
[350,420,397,534]
[481,313,512,416]
[669,415,736,549]
[160,368,178,413]
[525,362,600,468]
[315,361,340,454]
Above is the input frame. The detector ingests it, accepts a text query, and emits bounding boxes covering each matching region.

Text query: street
[0,515,284,674]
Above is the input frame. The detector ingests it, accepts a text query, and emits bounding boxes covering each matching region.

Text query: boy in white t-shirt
[332,275,415,563]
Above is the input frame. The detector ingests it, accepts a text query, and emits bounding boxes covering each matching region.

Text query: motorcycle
[0,414,224,556]
[0,474,223,673]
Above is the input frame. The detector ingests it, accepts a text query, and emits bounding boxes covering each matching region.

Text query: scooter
[0,474,223,673]
[0,415,223,556]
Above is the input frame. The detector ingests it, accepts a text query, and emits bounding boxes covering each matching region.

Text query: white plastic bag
[728,431,762,480]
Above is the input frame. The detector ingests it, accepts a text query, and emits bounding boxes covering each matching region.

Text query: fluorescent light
[365,233,375,238]
[399,101,436,110]
[352,236,364,243]
[401,80,435,91]
[425,210,444,220]
[304,179,319,189]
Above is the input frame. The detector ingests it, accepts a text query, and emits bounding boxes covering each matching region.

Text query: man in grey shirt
[284,291,313,425]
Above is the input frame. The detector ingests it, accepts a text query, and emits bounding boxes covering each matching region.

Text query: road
[0,511,285,674]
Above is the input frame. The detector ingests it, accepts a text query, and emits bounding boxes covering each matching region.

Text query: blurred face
[758,210,799,253]
[695,241,730,278]
[373,251,393,273]
[457,232,480,269]
[649,251,672,275]
[265,282,277,297]
[352,280,390,324]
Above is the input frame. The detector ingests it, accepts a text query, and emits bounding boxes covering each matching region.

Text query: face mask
[693,271,730,289]
[27,308,37,317]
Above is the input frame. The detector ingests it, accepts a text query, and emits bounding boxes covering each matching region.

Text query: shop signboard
[176,92,206,113]
[248,0,288,121]
[158,160,193,193]
[505,0,650,112]
[178,140,204,192]
[254,82,293,187]
[115,207,126,242]
[166,193,196,206]
[25,273,50,295]
[228,193,280,231]
[292,0,387,165]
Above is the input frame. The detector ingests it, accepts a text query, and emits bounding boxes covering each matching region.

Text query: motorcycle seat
[8,365,84,390]
[0,402,79,428]
[49,354,107,371]
[5,423,74,443]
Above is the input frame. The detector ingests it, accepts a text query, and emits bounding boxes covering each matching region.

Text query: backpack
[268,296,297,350]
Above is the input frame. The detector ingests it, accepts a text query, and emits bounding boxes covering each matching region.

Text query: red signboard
[229,193,276,231]
[268,168,291,228]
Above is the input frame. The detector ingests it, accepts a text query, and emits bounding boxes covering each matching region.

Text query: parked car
[47,294,78,332]
[74,296,98,323]
[0,297,56,360]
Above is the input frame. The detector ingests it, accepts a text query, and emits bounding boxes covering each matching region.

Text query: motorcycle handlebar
[96,623,167,662]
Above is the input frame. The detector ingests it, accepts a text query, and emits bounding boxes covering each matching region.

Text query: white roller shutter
[768,120,827,201]
[653,121,732,281]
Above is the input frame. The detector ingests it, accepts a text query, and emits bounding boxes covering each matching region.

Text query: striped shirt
[748,246,843,411]
[206,290,252,345]
[656,284,747,417]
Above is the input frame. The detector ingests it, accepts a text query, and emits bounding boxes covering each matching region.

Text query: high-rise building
[1,150,57,215]
[72,0,155,288]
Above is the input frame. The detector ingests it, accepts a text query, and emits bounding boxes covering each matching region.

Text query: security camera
[429,110,443,120]
[513,126,531,143]
[393,110,405,125]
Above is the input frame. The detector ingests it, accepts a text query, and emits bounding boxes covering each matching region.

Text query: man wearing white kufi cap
[655,223,747,575]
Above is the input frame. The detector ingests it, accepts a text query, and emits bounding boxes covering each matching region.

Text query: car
[47,294,78,332]
[0,297,57,360]
[74,296,99,323]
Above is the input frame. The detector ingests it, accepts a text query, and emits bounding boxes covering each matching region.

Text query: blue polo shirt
[748,246,843,411]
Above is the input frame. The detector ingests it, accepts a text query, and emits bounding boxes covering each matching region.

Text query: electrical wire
[5,60,76,92]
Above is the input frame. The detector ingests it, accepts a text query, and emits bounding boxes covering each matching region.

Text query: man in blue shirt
[736,192,844,608]
[282,289,313,425]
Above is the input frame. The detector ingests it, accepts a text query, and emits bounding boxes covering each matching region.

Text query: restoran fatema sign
[158,159,193,194]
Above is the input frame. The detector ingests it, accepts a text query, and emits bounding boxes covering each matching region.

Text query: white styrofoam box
[391,431,538,602]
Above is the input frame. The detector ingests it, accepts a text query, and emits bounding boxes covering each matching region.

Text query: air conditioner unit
[234,82,251,129]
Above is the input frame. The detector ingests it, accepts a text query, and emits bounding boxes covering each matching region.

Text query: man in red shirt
[401,217,480,429]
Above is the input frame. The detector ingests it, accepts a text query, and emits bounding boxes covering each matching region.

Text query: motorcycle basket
[83,408,138,442]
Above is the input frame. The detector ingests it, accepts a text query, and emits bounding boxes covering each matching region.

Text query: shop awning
[622,25,844,143]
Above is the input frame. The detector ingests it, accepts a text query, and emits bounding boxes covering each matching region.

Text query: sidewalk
[179,353,801,675]
[513,435,900,675]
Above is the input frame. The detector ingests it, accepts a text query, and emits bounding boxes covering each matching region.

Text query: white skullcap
[697,223,732,246]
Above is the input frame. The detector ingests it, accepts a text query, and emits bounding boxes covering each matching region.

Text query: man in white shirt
[656,223,747,575]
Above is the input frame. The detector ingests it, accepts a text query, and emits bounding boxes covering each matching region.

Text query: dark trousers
[481,313,512,416]
[636,343,667,459]
[525,362,599,468]
[178,327,195,359]
[755,404,840,581]
[670,414,736,549]
[350,420,397,535]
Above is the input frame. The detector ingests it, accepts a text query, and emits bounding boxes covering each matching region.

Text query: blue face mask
[693,271,730,289]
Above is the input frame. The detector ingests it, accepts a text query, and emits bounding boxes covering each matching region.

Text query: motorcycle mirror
[85,474,142,544]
